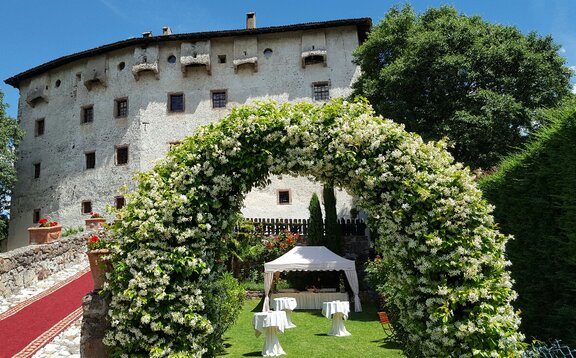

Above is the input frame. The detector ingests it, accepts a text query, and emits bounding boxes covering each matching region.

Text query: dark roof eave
[5,17,371,88]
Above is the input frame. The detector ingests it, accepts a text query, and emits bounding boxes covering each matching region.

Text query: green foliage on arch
[104,99,524,357]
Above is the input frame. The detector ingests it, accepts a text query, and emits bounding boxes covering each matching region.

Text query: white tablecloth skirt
[322,301,351,337]
[273,297,297,328]
[270,292,348,310]
[253,311,288,356]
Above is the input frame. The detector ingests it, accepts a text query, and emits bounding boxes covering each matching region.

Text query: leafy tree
[353,5,572,169]
[0,90,23,243]
[307,192,323,245]
[323,185,341,254]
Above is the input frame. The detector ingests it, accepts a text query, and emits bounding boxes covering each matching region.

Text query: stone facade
[0,233,86,296]
[5,15,371,250]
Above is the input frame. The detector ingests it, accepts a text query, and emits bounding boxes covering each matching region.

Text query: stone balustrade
[0,233,87,297]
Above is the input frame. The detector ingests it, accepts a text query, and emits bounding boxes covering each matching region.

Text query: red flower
[38,218,48,225]
[90,235,99,243]
[49,221,58,227]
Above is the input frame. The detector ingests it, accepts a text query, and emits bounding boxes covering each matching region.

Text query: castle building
[4,14,371,250]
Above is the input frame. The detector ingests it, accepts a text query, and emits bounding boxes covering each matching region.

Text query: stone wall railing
[0,233,88,297]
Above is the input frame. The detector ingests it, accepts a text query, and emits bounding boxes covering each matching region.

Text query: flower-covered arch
[105,99,523,357]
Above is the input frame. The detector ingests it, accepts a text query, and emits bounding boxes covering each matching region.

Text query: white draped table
[273,297,297,328]
[253,311,288,356]
[270,292,348,310]
[321,300,351,337]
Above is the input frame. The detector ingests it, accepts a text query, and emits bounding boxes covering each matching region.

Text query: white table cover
[321,301,351,337]
[270,292,348,310]
[273,297,297,328]
[253,311,288,356]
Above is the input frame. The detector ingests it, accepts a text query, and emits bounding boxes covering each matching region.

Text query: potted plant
[85,212,106,231]
[86,234,113,290]
[28,218,62,244]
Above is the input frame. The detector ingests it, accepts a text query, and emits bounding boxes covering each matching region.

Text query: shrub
[307,193,323,245]
[323,185,341,254]
[481,99,576,346]
[262,230,298,261]
[202,272,245,356]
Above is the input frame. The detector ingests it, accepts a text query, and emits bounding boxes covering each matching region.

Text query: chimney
[246,12,256,29]
[162,26,172,35]
[142,31,152,38]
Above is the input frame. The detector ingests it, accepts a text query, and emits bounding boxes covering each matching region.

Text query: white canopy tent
[263,246,362,312]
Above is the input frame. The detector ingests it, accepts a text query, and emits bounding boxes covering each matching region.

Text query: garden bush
[307,192,323,246]
[481,99,576,346]
[104,98,524,357]
[323,185,341,254]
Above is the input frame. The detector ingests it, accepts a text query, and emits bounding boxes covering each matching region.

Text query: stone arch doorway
[105,99,523,356]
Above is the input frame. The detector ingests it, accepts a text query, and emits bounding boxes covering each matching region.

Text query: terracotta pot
[85,218,107,231]
[28,225,62,244]
[87,249,112,290]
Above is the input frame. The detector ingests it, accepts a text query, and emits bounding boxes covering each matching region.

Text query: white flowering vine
[104,98,523,357]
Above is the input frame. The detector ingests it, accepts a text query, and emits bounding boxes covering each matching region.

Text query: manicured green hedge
[481,99,576,345]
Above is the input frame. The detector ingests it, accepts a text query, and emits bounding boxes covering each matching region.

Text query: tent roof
[264,246,356,272]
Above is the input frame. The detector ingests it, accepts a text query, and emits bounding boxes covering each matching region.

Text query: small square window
[82,201,92,214]
[85,152,96,169]
[313,82,330,101]
[35,118,45,137]
[81,105,94,124]
[115,98,128,118]
[34,163,41,179]
[33,209,41,223]
[116,146,129,165]
[212,90,227,109]
[304,55,325,66]
[168,93,184,113]
[218,55,227,64]
[115,196,125,209]
[278,190,291,205]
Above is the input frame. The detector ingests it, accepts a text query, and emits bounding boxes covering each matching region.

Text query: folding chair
[377,311,395,339]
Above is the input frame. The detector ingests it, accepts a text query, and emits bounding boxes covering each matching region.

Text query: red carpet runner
[0,268,92,358]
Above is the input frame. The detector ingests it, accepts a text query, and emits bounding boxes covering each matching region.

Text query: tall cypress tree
[323,186,341,254]
[307,193,323,246]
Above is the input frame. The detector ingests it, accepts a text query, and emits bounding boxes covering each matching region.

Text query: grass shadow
[372,338,404,350]
[250,297,265,312]
[242,352,262,357]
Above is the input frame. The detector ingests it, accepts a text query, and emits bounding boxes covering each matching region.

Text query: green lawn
[220,299,405,357]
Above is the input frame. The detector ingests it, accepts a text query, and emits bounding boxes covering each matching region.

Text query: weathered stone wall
[8,24,361,250]
[81,292,111,358]
[0,233,87,297]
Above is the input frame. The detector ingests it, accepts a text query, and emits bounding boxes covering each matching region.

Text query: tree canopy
[0,91,23,243]
[353,5,572,169]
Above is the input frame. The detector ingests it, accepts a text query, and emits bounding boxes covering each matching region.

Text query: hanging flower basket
[87,249,112,290]
[28,218,62,244]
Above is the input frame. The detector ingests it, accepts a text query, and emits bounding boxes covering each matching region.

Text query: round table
[253,311,288,356]
[273,297,297,328]
[321,300,351,336]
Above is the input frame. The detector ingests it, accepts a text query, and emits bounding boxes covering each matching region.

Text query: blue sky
[1,0,575,118]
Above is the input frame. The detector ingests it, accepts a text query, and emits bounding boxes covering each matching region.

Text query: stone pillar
[80,292,111,358]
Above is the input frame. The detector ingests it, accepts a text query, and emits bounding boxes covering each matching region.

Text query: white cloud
[559,47,567,54]
[572,84,576,94]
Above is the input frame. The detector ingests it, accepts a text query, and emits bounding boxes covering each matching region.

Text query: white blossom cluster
[104,98,524,356]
